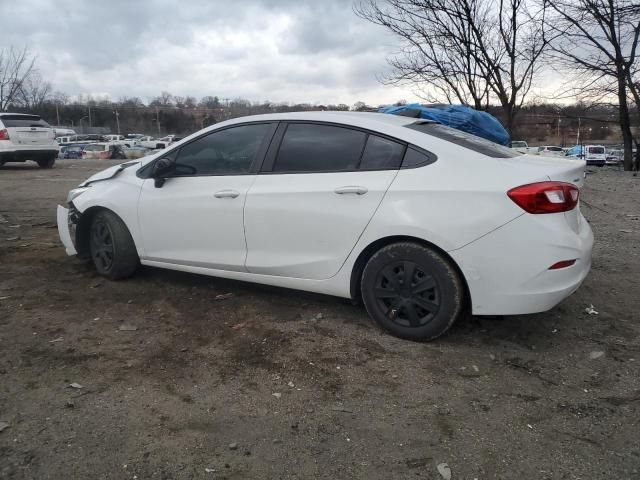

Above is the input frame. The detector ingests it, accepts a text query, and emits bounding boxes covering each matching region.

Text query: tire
[361,242,464,341]
[37,156,56,169]
[89,210,139,280]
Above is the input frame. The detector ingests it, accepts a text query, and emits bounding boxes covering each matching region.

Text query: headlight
[67,187,90,203]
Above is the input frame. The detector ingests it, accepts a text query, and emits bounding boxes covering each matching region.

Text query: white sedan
[57,112,593,341]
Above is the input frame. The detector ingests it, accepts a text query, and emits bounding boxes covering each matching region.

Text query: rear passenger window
[360,135,405,170]
[274,123,366,172]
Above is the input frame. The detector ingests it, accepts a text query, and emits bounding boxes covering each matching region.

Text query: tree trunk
[617,75,634,171]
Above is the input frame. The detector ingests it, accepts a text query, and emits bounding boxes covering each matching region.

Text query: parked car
[61,144,87,159]
[138,136,170,150]
[82,143,127,160]
[605,148,623,165]
[0,113,59,168]
[102,134,128,145]
[509,140,529,154]
[123,134,145,147]
[122,145,152,159]
[536,146,565,157]
[57,112,592,341]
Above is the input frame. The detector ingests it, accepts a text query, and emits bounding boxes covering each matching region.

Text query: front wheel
[89,210,139,280]
[37,156,56,169]
[361,242,464,341]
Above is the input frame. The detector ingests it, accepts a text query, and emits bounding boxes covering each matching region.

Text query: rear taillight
[0,129,9,140]
[507,181,579,214]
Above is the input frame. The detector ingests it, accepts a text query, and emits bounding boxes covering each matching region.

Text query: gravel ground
[0,159,639,480]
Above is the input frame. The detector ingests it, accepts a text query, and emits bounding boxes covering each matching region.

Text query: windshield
[511,141,527,148]
[406,122,521,158]
[588,147,605,154]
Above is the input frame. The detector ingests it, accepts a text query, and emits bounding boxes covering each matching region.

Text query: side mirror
[152,157,174,188]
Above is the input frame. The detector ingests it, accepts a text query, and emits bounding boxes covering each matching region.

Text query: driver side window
[174,123,272,176]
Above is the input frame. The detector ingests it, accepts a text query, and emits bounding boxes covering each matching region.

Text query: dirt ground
[0,159,639,480]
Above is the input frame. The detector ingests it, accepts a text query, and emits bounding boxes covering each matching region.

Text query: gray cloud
[1,0,416,105]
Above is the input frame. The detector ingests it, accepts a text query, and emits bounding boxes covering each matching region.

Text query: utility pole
[88,105,92,128]
[55,103,60,126]
[113,108,120,134]
[155,106,161,136]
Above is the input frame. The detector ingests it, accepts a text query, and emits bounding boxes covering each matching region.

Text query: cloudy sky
[2,0,427,106]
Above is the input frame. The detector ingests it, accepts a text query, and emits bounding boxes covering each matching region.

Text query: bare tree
[18,72,51,109]
[0,46,36,111]
[355,0,552,134]
[547,0,640,171]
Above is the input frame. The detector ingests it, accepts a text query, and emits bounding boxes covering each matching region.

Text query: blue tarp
[379,103,510,146]
[565,145,582,157]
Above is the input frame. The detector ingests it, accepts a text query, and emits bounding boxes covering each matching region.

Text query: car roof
[0,112,41,118]
[221,111,417,128]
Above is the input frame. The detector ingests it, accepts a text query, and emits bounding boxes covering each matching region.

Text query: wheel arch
[74,206,134,259]
[349,235,471,310]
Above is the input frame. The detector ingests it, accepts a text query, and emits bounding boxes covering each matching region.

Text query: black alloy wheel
[90,219,115,273]
[373,260,441,328]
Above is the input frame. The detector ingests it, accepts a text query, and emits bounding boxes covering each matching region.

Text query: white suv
[0,113,59,168]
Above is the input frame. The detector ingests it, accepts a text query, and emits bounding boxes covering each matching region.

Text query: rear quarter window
[406,123,520,158]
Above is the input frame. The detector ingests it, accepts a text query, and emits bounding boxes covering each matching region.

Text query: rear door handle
[334,186,368,195]
[214,190,240,199]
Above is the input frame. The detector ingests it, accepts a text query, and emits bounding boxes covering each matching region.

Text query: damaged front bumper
[56,204,78,256]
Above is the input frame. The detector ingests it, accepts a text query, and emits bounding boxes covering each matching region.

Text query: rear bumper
[450,212,593,315]
[57,205,77,256]
[0,149,59,162]
[586,159,605,166]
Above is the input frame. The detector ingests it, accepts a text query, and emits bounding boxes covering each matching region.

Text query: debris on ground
[231,322,248,330]
[331,406,353,413]
[437,462,452,480]
[118,324,138,331]
[0,296,11,301]
[48,337,63,343]
[228,442,238,450]
[215,293,234,301]
[589,351,605,360]
[619,229,633,233]
[205,467,215,473]
[287,381,295,388]
[69,383,83,389]
[585,305,599,315]
[272,392,282,399]
[0,421,9,432]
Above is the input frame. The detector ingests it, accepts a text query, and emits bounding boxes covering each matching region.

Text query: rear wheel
[89,210,139,280]
[361,242,463,341]
[37,156,56,169]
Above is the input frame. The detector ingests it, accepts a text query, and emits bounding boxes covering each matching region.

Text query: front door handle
[334,186,368,195]
[214,190,240,199]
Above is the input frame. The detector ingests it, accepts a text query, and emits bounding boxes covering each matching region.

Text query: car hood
[79,161,141,187]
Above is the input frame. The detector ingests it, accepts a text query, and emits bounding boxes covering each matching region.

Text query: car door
[137,122,277,271]
[244,122,406,280]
